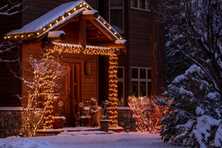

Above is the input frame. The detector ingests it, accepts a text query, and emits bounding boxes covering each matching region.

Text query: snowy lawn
[0,132,181,148]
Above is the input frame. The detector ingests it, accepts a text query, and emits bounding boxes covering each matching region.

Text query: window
[130,67,152,97]
[109,0,124,32]
[131,0,151,11]
[117,66,125,105]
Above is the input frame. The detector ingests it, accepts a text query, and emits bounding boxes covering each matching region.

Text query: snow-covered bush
[128,96,168,133]
[161,64,222,147]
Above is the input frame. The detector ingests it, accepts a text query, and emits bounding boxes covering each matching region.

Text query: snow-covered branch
[0,1,22,16]
[0,4,9,11]
[160,0,222,147]
[180,50,221,94]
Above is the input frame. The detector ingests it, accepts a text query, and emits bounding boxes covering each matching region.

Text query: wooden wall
[123,0,165,95]
[20,20,99,118]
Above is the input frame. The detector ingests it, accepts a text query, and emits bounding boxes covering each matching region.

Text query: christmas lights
[21,52,64,136]
[4,1,123,41]
[128,96,168,133]
[48,41,120,128]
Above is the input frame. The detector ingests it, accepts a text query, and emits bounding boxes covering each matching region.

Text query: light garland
[128,96,168,133]
[51,42,120,56]
[22,52,64,136]
[107,55,119,128]
[4,1,123,41]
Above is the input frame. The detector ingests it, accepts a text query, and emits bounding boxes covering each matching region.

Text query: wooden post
[107,53,119,128]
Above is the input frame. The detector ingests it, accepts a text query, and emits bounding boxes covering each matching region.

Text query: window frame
[130,0,151,12]
[130,67,152,97]
[109,0,125,33]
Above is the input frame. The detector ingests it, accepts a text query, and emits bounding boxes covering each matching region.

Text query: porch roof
[3,0,125,44]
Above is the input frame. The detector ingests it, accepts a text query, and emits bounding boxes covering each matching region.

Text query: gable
[3,0,124,43]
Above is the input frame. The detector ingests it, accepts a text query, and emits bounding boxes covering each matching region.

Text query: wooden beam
[79,16,87,48]
[97,43,126,49]
[82,14,96,21]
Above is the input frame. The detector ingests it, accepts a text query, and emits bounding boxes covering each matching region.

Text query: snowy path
[0,132,181,148]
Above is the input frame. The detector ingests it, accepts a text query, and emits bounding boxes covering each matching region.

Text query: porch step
[63,127,101,132]
[37,127,115,136]
[37,129,64,136]
[59,127,110,136]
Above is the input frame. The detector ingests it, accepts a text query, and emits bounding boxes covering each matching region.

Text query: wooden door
[65,63,81,127]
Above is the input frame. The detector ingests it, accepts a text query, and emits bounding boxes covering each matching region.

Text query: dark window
[140,82,146,96]
[131,81,139,97]
[139,0,146,9]
[132,68,138,79]
[109,0,124,32]
[140,69,146,79]
[148,81,152,96]
[131,0,151,11]
[130,67,152,97]
[117,67,125,106]
[110,0,123,7]
[131,0,138,8]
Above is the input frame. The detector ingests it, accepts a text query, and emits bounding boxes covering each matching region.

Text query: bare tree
[160,0,222,94]
[0,0,22,16]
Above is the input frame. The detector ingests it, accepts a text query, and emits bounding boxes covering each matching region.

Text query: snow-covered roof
[10,1,82,34]
[4,0,124,42]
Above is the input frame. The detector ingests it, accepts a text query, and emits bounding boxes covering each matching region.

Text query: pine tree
[159,0,222,147]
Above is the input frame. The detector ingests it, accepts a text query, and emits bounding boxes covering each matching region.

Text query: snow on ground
[0,132,181,148]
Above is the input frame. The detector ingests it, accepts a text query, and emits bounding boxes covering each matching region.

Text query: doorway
[65,63,82,127]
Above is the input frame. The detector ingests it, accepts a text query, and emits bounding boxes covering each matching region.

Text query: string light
[22,52,64,136]
[128,96,168,133]
[49,41,120,128]
[51,42,120,56]
[3,1,123,41]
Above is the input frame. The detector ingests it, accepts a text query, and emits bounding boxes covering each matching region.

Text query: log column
[107,53,119,128]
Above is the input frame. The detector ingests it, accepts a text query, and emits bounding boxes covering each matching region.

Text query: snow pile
[48,31,65,38]
[161,64,222,147]
[0,137,52,148]
[82,9,98,15]
[0,133,179,148]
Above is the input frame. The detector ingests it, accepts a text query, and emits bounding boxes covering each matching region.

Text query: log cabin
[0,0,164,137]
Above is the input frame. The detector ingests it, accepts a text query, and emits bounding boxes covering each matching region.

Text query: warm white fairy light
[128,96,168,133]
[49,41,120,128]
[3,1,123,41]
[22,52,64,136]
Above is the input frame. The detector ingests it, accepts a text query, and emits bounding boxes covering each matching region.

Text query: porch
[4,0,126,132]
